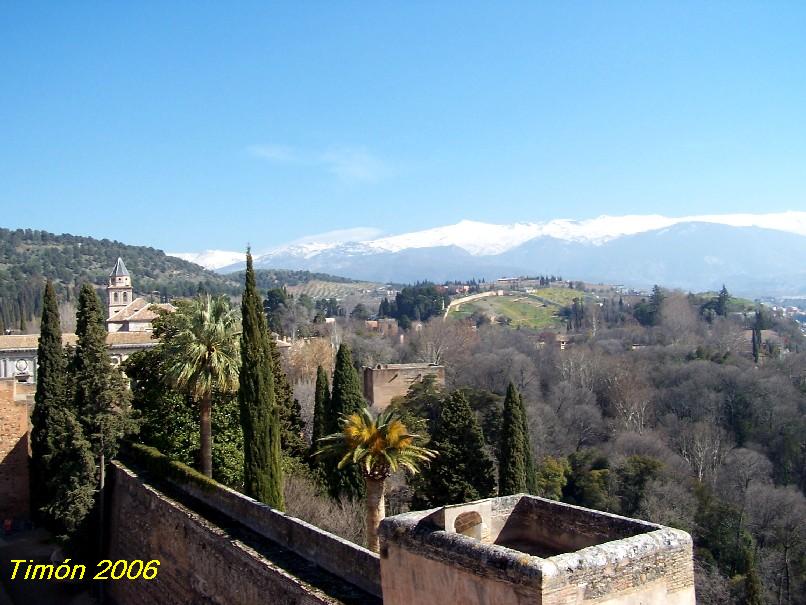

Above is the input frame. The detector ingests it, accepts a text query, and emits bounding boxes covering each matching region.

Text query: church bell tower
[107,257,133,318]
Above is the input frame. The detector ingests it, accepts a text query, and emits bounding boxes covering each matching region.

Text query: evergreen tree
[716,284,730,317]
[499,383,528,495]
[239,251,284,509]
[31,281,67,512]
[752,310,763,364]
[40,407,96,542]
[325,343,365,500]
[311,365,330,456]
[72,284,132,473]
[413,391,495,508]
[268,334,307,459]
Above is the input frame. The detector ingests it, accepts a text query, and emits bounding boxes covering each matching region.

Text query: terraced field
[286,279,385,300]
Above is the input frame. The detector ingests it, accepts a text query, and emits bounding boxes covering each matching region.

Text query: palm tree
[316,407,436,552]
[162,294,240,477]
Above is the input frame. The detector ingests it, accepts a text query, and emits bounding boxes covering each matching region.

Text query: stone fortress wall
[106,458,381,605]
[362,363,445,409]
[0,379,33,521]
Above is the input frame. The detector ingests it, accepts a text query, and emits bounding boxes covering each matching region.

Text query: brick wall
[0,379,31,520]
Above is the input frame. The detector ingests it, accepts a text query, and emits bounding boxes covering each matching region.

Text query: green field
[528,287,585,307]
[450,293,566,329]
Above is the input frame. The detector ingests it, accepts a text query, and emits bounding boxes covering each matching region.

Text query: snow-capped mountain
[168,249,245,270]
[169,212,806,294]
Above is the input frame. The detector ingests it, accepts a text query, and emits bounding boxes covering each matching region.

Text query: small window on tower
[123,292,128,302]
[114,292,119,302]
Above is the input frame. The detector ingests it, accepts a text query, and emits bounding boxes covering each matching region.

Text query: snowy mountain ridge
[171,211,806,269]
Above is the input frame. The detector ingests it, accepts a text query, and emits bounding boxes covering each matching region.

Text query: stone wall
[363,364,445,409]
[0,379,32,520]
[106,461,380,605]
[379,495,696,605]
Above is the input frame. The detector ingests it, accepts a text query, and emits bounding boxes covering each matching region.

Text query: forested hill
[0,227,358,332]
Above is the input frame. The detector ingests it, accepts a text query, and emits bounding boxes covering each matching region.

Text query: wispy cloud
[249,143,390,184]
[320,147,389,184]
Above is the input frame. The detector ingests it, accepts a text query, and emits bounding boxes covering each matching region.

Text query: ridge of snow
[168,250,245,270]
[174,211,806,267]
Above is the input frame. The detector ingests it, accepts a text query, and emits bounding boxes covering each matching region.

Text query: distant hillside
[0,227,362,332]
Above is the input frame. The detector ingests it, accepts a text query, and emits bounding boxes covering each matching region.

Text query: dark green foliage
[535,456,569,501]
[716,285,730,317]
[325,344,366,500]
[392,374,446,436]
[268,335,307,459]
[563,450,612,511]
[239,252,284,509]
[387,283,450,328]
[615,455,663,517]
[694,486,762,598]
[311,365,330,456]
[499,383,529,495]
[40,407,96,542]
[264,286,290,335]
[349,303,370,320]
[124,443,220,493]
[413,391,495,508]
[123,349,199,468]
[30,281,67,511]
[211,393,245,489]
[72,284,133,464]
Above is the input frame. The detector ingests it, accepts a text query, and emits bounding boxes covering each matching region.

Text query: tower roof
[110,257,130,277]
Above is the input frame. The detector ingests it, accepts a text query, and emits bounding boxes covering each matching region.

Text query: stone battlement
[379,494,696,605]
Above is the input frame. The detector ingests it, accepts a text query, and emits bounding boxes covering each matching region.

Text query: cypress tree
[40,407,96,541]
[499,383,527,495]
[268,334,307,459]
[31,281,67,512]
[326,344,365,500]
[72,284,131,467]
[238,251,284,509]
[311,365,330,455]
[413,391,495,508]
[519,389,537,494]
[716,284,730,317]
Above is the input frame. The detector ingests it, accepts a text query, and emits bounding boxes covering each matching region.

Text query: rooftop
[0,331,156,351]
[110,257,130,277]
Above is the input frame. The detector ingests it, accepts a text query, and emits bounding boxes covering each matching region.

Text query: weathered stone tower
[107,257,133,318]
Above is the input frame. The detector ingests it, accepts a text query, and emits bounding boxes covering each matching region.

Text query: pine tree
[72,284,132,474]
[268,334,307,459]
[499,383,527,495]
[326,344,365,500]
[413,391,495,508]
[238,251,284,509]
[311,365,330,457]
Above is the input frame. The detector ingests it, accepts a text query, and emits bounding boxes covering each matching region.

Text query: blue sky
[2,2,805,252]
